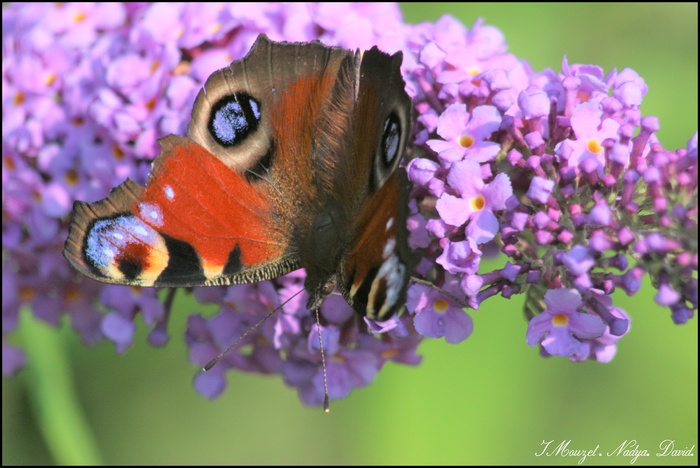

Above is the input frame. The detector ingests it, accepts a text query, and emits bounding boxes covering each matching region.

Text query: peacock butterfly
[63,34,417,322]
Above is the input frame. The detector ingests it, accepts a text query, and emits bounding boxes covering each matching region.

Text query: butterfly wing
[63,35,358,288]
[63,134,299,287]
[340,169,416,320]
[337,47,418,320]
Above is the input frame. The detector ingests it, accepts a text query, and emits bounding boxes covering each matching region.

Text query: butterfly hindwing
[64,134,300,287]
[340,169,417,320]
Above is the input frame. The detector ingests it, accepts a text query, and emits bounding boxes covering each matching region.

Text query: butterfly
[63,34,417,322]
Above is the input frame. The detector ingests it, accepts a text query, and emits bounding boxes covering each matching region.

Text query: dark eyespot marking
[209,93,261,147]
[353,266,380,316]
[155,234,205,286]
[223,244,243,276]
[381,112,401,168]
[83,213,161,281]
[117,251,144,282]
[371,278,388,317]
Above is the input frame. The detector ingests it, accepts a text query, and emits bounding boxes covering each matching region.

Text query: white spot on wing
[133,225,149,237]
[138,202,164,227]
[383,237,396,259]
[368,253,406,319]
[164,185,175,201]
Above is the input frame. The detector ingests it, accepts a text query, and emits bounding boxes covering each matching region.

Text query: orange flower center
[112,145,125,161]
[44,72,57,86]
[19,286,36,301]
[73,11,87,23]
[145,97,157,112]
[433,298,449,313]
[64,169,79,187]
[4,155,16,171]
[64,287,81,303]
[552,314,569,327]
[459,134,475,148]
[587,138,603,154]
[470,194,485,211]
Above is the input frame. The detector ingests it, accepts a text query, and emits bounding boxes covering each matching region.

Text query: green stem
[20,308,103,465]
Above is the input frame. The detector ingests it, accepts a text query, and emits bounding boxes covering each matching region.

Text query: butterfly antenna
[314,307,331,413]
[203,288,305,372]
[410,276,469,309]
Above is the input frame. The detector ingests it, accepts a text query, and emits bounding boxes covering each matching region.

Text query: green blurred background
[2,3,697,465]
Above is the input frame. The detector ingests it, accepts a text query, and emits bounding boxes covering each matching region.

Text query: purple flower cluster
[3,3,697,406]
[403,17,697,360]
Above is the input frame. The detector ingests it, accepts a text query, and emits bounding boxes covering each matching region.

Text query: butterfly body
[64,35,416,321]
